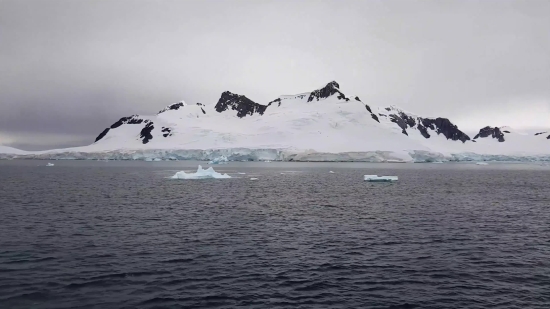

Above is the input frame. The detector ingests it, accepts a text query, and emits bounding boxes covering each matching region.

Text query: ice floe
[364,175,398,182]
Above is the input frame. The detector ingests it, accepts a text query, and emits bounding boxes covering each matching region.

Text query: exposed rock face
[474,126,505,142]
[267,98,282,107]
[420,118,470,142]
[308,81,349,102]
[364,104,372,113]
[380,107,470,142]
[535,132,547,136]
[95,115,149,143]
[95,128,110,143]
[215,91,268,118]
[161,127,172,138]
[158,102,207,115]
[140,122,154,144]
[110,115,144,129]
[547,135,550,139]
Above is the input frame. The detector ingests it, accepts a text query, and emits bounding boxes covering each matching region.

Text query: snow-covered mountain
[1,81,549,162]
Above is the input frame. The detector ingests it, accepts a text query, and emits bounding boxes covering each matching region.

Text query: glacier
[3,147,549,162]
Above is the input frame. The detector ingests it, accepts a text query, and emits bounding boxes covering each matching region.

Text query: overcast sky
[1,0,549,150]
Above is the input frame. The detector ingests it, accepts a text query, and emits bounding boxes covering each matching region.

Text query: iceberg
[46,163,55,166]
[250,177,259,180]
[171,165,231,179]
[364,175,398,182]
[475,162,489,165]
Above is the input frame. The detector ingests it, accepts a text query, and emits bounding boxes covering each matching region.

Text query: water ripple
[0,161,549,308]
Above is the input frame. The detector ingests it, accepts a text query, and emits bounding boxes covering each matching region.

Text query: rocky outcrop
[474,126,505,142]
[267,98,282,107]
[94,128,110,143]
[161,127,172,138]
[95,115,148,143]
[380,107,470,142]
[215,91,268,118]
[140,122,154,144]
[158,102,207,115]
[307,81,349,102]
[158,102,185,114]
[420,118,470,142]
[110,115,144,129]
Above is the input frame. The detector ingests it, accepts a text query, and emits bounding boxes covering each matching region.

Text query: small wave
[160,258,194,264]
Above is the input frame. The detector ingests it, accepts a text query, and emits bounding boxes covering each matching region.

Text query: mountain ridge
[1,81,548,160]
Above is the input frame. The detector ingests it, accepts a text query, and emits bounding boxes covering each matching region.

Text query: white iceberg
[46,163,55,166]
[250,177,259,180]
[208,155,229,164]
[476,162,489,165]
[171,165,231,179]
[364,175,398,182]
[329,171,335,173]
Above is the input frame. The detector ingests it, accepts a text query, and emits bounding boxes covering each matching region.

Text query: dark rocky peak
[158,101,186,114]
[418,118,470,143]
[380,106,470,142]
[94,115,150,143]
[110,115,145,129]
[535,131,547,136]
[473,126,505,142]
[547,135,550,139]
[215,91,268,118]
[307,81,349,102]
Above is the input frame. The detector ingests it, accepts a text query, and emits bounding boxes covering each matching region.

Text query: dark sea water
[1,160,549,309]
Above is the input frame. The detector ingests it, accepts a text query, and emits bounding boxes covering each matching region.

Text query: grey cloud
[1,0,549,150]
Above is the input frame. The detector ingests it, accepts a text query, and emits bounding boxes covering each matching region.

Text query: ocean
[1,160,549,308]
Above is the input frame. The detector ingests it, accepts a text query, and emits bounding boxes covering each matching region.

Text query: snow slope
[0,145,29,155]
[1,81,549,161]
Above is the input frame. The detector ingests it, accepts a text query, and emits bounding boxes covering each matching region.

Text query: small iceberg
[250,177,259,180]
[364,175,398,182]
[171,165,231,179]
[208,155,229,165]
[46,163,55,167]
[329,171,335,173]
[238,172,246,175]
[476,162,488,165]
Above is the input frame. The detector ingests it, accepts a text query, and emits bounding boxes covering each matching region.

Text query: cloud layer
[1,0,549,149]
